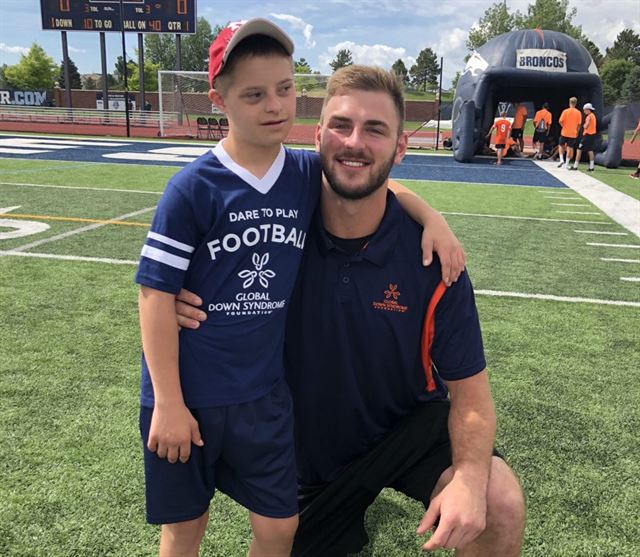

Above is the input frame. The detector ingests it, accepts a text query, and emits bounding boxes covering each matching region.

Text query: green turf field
[1,155,639,556]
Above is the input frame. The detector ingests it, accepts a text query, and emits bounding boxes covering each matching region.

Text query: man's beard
[321,148,395,201]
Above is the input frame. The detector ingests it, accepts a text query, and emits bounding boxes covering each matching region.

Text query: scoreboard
[40,0,196,34]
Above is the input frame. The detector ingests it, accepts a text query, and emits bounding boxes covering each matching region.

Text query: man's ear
[315,122,322,152]
[394,132,408,164]
[208,88,225,113]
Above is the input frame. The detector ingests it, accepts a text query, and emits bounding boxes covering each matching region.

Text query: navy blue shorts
[559,135,577,148]
[510,128,523,139]
[578,134,596,151]
[140,379,298,524]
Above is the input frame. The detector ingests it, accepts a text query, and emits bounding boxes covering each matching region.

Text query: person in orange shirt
[629,119,640,179]
[557,96,582,169]
[510,102,528,153]
[486,110,511,165]
[532,102,552,160]
[571,103,597,172]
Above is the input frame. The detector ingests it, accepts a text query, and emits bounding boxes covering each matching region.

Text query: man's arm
[388,179,465,286]
[139,286,203,462]
[417,370,496,551]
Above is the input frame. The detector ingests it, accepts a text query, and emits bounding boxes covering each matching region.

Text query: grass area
[1,151,639,556]
[578,165,640,200]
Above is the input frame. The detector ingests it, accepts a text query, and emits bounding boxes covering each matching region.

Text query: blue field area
[0,134,567,188]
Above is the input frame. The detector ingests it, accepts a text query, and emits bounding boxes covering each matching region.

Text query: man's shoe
[587,168,594,172]
[569,167,578,171]
[557,162,564,168]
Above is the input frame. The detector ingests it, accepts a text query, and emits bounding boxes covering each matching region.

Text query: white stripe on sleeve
[147,231,195,253]
[141,245,190,270]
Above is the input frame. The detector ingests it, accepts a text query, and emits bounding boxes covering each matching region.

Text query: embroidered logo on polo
[372,283,408,313]
[207,251,286,317]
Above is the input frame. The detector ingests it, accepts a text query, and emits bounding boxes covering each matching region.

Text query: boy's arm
[485,124,495,138]
[388,179,465,286]
[139,286,203,463]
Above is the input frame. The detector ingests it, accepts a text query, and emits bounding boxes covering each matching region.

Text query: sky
[1,0,639,88]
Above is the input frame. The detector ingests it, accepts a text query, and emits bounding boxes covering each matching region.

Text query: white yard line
[600,258,640,263]
[537,161,640,238]
[10,207,155,252]
[587,242,640,249]
[476,289,640,308]
[620,277,640,282]
[576,230,628,235]
[554,210,602,215]
[0,250,137,265]
[442,211,611,225]
[551,203,591,207]
[0,181,162,195]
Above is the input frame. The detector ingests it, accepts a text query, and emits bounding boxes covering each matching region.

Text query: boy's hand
[148,401,204,463]
[421,217,466,286]
[176,289,207,330]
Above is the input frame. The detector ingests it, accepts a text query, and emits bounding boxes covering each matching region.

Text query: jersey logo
[372,283,408,313]
[238,252,276,289]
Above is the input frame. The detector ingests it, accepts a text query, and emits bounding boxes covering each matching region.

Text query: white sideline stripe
[620,277,640,282]
[551,203,590,207]
[476,289,640,308]
[554,210,601,215]
[441,211,612,225]
[544,196,580,199]
[11,207,156,251]
[576,230,628,236]
[600,258,640,263]
[0,250,137,265]
[0,181,162,195]
[537,190,574,194]
[1,247,636,307]
[587,242,640,249]
[140,245,190,270]
[0,148,50,155]
[147,231,194,253]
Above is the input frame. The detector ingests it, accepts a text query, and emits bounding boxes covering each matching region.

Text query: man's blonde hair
[569,97,578,107]
[322,65,405,133]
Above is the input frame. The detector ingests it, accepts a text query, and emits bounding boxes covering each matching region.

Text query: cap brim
[224,18,294,63]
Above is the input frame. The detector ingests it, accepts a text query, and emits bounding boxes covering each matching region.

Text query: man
[571,103,597,172]
[628,119,640,179]
[177,66,525,556]
[511,102,528,153]
[557,97,582,169]
[532,102,552,160]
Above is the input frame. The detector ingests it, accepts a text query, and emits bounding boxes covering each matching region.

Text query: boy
[136,18,464,557]
[486,110,511,165]
[571,102,597,172]
[532,102,552,160]
[557,96,582,169]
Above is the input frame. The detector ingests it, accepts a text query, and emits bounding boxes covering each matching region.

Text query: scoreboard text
[40,0,196,34]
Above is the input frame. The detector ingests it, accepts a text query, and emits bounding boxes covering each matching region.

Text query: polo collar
[314,191,402,266]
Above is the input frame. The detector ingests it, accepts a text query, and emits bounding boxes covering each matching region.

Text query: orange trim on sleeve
[420,280,448,392]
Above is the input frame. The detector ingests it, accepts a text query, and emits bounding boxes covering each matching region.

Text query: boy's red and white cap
[208,18,294,87]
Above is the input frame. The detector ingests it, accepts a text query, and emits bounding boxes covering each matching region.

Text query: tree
[0,65,8,89]
[391,59,409,86]
[182,17,215,71]
[295,58,312,74]
[409,48,439,92]
[329,49,353,72]
[466,1,517,52]
[144,33,177,70]
[83,76,97,90]
[600,59,635,105]
[579,36,603,70]
[516,0,580,37]
[113,56,137,87]
[605,29,640,66]
[621,65,640,103]
[58,57,82,89]
[4,43,57,90]
[129,61,160,92]
[450,71,461,92]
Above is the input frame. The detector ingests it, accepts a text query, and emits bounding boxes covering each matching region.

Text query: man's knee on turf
[485,457,526,540]
[159,512,209,557]
[249,513,299,556]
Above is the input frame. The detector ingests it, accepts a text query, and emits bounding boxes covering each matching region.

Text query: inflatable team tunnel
[452,29,626,167]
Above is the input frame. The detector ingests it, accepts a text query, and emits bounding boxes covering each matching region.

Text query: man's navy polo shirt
[285,191,486,485]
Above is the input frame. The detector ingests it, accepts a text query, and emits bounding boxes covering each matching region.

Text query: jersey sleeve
[135,172,212,294]
[430,271,486,381]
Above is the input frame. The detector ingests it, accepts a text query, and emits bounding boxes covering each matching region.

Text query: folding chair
[196,117,210,139]
[218,117,229,137]
[208,117,222,140]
